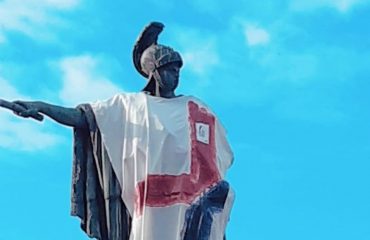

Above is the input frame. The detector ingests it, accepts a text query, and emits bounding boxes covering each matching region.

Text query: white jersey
[90,92,234,240]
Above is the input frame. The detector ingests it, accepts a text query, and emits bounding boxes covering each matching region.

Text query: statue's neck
[158,89,176,98]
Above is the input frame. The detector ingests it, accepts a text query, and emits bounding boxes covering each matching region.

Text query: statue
[1,22,234,240]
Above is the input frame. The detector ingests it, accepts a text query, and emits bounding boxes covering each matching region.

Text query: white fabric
[90,92,233,240]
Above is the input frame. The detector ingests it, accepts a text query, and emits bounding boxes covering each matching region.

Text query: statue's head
[133,22,183,96]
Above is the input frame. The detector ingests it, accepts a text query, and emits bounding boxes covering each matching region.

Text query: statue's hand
[12,101,44,121]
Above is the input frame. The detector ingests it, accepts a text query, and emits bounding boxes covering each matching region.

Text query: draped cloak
[71,92,234,240]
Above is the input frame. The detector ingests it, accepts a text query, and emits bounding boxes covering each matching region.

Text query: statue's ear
[133,22,164,78]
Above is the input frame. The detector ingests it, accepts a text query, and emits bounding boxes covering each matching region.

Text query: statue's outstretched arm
[12,100,87,128]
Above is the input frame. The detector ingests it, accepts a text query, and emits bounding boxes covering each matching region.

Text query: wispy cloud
[0,113,64,151]
[172,28,220,76]
[0,77,23,100]
[58,55,123,106]
[0,77,63,151]
[244,24,270,47]
[0,53,123,152]
[182,42,219,76]
[290,0,368,12]
[187,17,356,126]
[0,0,81,42]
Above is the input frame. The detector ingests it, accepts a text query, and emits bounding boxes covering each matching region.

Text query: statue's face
[157,62,181,91]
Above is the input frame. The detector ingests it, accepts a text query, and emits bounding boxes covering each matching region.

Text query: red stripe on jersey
[135,101,220,215]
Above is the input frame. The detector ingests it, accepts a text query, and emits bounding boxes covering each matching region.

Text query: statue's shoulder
[91,92,138,108]
[115,92,135,98]
[185,95,213,112]
[114,92,142,101]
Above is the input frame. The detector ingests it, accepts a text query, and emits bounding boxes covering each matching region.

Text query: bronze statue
[1,22,234,240]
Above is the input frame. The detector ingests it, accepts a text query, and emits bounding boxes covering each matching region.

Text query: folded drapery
[71,104,131,240]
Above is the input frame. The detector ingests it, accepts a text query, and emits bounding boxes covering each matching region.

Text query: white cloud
[182,42,219,76]
[58,55,123,106]
[244,24,270,47]
[0,0,81,41]
[0,77,24,100]
[172,28,220,76]
[0,113,64,151]
[0,53,123,152]
[290,0,368,12]
[0,78,63,151]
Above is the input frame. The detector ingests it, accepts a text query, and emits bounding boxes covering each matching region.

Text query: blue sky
[1,0,370,239]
